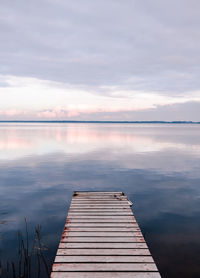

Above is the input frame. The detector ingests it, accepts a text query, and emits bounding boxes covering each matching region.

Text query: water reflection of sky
[0,123,200,277]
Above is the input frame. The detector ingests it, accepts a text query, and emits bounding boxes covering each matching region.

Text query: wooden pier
[51,191,161,277]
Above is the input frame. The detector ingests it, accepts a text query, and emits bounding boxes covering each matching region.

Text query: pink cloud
[36,108,108,119]
[36,108,80,119]
[36,105,154,119]
[0,109,27,117]
[67,110,80,117]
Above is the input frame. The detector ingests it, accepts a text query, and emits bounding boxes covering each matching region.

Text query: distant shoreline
[0,120,199,124]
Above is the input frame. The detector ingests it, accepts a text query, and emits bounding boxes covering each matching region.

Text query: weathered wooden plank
[72,198,129,204]
[71,203,130,205]
[51,272,160,278]
[69,208,132,211]
[70,204,131,207]
[56,248,151,256]
[73,198,127,200]
[74,195,127,197]
[75,192,123,194]
[71,200,129,203]
[70,206,131,209]
[65,222,139,228]
[73,200,128,202]
[76,199,128,201]
[54,255,154,263]
[71,203,130,206]
[59,242,148,249]
[61,237,145,243]
[68,209,132,213]
[75,192,124,194]
[73,198,128,200]
[69,211,133,214]
[65,227,140,232]
[68,212,133,216]
[67,215,135,219]
[63,231,142,237]
[70,204,130,207]
[52,262,158,271]
[66,218,137,223]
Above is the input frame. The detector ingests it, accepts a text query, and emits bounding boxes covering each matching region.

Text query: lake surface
[0,123,200,277]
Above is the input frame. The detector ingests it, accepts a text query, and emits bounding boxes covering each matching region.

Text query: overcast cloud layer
[0,0,200,120]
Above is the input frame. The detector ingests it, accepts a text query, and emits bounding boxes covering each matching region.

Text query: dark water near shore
[0,123,200,277]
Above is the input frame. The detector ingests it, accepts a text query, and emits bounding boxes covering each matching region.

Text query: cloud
[0,75,200,120]
[1,0,200,92]
[0,1,200,120]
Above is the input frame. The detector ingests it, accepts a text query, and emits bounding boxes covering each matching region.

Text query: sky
[0,0,200,121]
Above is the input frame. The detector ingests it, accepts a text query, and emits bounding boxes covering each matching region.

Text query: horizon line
[0,120,199,124]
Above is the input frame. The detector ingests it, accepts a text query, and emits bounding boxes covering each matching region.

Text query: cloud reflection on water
[0,123,200,277]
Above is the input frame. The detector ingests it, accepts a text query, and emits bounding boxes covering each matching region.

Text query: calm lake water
[0,123,200,277]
